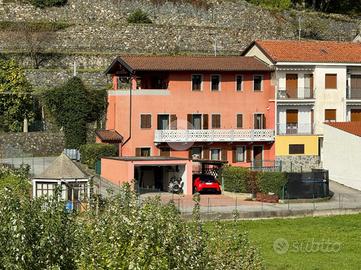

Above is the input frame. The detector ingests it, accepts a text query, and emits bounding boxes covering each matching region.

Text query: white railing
[108,89,170,96]
[277,87,314,99]
[154,129,275,143]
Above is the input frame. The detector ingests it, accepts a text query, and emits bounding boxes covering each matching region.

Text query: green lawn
[205,214,361,270]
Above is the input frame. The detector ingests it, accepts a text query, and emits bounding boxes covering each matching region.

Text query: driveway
[140,181,361,219]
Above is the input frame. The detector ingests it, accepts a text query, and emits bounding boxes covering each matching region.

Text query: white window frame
[235,74,244,91]
[140,113,152,129]
[236,113,243,129]
[211,113,222,129]
[253,112,265,129]
[253,74,264,92]
[191,74,203,91]
[191,113,203,129]
[210,148,221,160]
[210,74,221,91]
[235,146,245,162]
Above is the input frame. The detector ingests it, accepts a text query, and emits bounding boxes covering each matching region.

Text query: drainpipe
[121,73,134,151]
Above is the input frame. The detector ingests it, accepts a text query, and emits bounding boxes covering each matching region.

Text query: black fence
[282,169,330,200]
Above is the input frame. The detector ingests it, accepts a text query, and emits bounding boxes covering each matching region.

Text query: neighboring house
[243,40,361,171]
[98,56,276,194]
[32,153,91,210]
[323,122,361,190]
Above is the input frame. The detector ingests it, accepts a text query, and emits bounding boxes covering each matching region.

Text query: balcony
[108,89,170,96]
[277,87,314,100]
[277,123,314,135]
[346,86,361,100]
[154,129,275,143]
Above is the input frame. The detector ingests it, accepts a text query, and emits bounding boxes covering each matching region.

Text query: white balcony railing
[108,89,170,96]
[277,123,314,135]
[154,129,275,143]
[277,87,314,100]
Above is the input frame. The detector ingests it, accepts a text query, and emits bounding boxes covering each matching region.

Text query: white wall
[278,105,313,134]
[313,66,347,134]
[244,45,273,66]
[323,124,361,190]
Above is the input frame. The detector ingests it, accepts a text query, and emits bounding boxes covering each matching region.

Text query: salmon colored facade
[99,56,276,194]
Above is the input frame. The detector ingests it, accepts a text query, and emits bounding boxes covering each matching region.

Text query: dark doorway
[253,146,263,167]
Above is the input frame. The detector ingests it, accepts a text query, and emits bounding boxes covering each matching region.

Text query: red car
[193,174,221,194]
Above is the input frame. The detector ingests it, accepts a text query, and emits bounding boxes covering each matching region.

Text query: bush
[80,143,117,169]
[30,0,67,8]
[256,171,287,196]
[222,166,250,193]
[0,165,31,199]
[127,9,152,24]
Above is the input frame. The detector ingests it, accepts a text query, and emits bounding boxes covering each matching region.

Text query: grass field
[205,214,361,270]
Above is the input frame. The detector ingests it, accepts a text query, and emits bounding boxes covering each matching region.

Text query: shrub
[0,165,31,199]
[80,143,117,169]
[256,171,287,196]
[30,0,67,8]
[127,9,152,24]
[222,166,250,193]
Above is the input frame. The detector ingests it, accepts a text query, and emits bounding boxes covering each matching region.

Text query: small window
[325,74,337,89]
[325,109,336,122]
[140,114,151,129]
[236,75,243,91]
[211,75,220,91]
[210,149,221,160]
[254,113,265,129]
[160,147,170,157]
[136,147,151,157]
[157,114,169,130]
[236,114,243,128]
[36,182,57,197]
[253,75,263,91]
[211,114,221,129]
[192,74,202,91]
[190,147,202,159]
[289,144,305,155]
[235,146,245,162]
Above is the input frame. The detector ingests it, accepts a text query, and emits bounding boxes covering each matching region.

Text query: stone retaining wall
[277,155,321,172]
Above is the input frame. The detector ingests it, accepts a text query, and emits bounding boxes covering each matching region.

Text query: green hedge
[222,166,250,193]
[256,171,287,196]
[80,143,117,169]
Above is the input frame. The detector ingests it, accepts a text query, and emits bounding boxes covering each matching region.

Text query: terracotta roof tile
[106,55,272,73]
[326,122,361,137]
[96,130,123,142]
[253,40,361,63]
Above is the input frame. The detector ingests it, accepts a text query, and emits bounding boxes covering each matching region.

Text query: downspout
[121,73,134,150]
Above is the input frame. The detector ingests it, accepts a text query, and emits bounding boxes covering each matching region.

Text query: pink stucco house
[98,56,275,195]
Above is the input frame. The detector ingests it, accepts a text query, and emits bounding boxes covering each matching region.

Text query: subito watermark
[273,238,342,254]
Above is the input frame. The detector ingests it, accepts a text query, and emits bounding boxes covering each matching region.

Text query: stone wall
[277,155,321,172]
[0,132,65,157]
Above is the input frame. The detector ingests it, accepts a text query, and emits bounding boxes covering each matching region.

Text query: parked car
[193,174,221,194]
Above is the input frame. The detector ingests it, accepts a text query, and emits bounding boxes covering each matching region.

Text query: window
[253,75,263,91]
[211,114,221,129]
[136,147,151,157]
[289,144,305,154]
[190,147,202,159]
[210,149,221,160]
[140,114,151,129]
[160,147,170,157]
[157,114,169,130]
[325,74,337,89]
[236,75,243,91]
[192,74,202,91]
[191,114,202,129]
[36,182,57,197]
[325,109,336,122]
[211,75,220,91]
[235,146,245,162]
[236,114,243,128]
[254,113,265,129]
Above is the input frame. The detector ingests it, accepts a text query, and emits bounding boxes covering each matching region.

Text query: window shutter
[246,146,252,162]
[221,148,228,161]
[203,147,209,160]
[170,114,177,130]
[253,114,258,129]
[212,114,221,129]
[325,74,337,89]
[187,114,192,129]
[203,114,209,129]
[237,114,243,128]
[232,146,237,163]
[325,109,336,121]
[135,148,141,157]
[262,114,266,129]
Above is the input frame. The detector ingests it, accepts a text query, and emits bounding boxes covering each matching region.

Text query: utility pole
[298,16,302,41]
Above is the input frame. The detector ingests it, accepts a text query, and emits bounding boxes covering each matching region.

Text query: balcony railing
[277,87,314,100]
[346,86,361,99]
[277,123,314,135]
[154,129,275,143]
